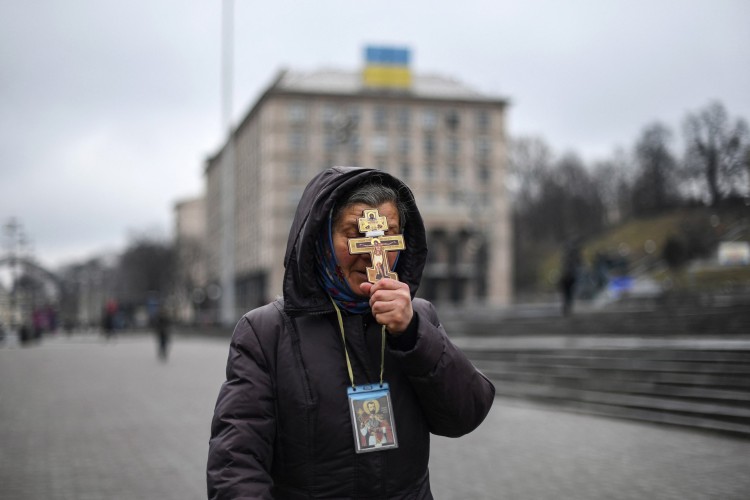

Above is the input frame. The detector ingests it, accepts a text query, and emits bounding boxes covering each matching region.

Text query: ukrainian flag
[363,46,412,89]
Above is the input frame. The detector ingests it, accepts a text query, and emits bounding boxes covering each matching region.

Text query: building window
[288,102,308,124]
[425,163,436,182]
[348,133,361,153]
[372,134,389,155]
[445,110,460,130]
[288,161,305,182]
[447,137,460,157]
[400,162,411,180]
[289,131,307,151]
[374,105,389,130]
[397,107,410,130]
[478,164,491,182]
[324,130,337,152]
[448,163,460,181]
[398,137,410,156]
[476,137,491,160]
[422,108,438,130]
[424,133,436,157]
[477,109,490,132]
[347,105,361,126]
[322,103,340,127]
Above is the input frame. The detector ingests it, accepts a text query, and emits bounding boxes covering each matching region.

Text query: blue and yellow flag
[363,46,412,89]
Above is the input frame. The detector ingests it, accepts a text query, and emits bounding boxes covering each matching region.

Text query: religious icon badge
[348,383,399,453]
[347,208,405,283]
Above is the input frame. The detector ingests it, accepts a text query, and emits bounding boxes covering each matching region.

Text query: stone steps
[463,345,750,435]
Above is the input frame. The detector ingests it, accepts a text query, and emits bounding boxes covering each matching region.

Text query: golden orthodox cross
[348,209,406,283]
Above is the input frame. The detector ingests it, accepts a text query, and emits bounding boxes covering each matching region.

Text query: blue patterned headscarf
[315,210,371,314]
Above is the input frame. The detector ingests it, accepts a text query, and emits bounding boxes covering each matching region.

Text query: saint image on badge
[348,384,398,453]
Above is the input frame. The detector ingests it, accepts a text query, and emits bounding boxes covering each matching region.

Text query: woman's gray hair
[334,181,408,232]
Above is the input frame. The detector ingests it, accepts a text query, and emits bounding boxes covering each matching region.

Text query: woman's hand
[359,278,413,334]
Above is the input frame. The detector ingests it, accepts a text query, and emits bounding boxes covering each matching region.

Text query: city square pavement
[1,332,749,500]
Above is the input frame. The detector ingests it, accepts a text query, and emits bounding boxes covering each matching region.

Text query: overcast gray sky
[1,0,748,270]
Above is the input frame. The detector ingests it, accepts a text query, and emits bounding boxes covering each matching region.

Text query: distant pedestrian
[102,299,118,339]
[19,323,32,345]
[559,237,582,316]
[153,307,171,361]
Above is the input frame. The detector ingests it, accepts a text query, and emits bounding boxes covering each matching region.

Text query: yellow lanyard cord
[380,323,386,384]
[330,297,386,388]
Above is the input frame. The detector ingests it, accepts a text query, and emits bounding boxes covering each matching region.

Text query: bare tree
[592,148,635,224]
[509,145,606,291]
[116,236,175,309]
[683,101,750,205]
[508,137,556,291]
[631,122,680,215]
[548,153,606,241]
[508,136,554,211]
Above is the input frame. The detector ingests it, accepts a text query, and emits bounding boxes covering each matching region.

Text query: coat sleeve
[207,316,276,500]
[387,299,495,437]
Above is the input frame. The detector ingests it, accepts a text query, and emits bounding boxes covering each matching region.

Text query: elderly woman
[207,167,495,499]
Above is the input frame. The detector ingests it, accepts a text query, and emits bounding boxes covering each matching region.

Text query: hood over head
[282,166,427,316]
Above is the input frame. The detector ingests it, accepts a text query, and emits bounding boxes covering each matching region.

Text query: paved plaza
[1,332,749,500]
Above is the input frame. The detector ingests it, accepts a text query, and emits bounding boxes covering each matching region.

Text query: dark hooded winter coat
[207,167,495,499]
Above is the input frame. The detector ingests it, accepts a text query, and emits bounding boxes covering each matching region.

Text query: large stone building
[205,51,511,322]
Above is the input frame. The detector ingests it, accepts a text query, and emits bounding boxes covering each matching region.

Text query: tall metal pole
[219,0,237,325]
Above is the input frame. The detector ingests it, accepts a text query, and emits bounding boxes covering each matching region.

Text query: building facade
[173,196,208,324]
[205,62,511,320]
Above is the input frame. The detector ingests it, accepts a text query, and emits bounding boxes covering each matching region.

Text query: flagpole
[219,0,236,325]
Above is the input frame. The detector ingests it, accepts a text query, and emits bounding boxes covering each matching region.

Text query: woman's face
[331,201,401,295]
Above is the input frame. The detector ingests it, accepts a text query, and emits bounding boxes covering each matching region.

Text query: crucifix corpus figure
[348,208,405,283]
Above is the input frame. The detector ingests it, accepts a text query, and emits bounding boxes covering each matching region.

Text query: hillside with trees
[510,100,750,299]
